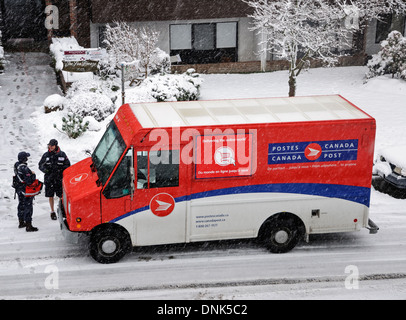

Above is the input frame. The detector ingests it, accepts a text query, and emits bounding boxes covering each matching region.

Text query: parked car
[374,145,406,190]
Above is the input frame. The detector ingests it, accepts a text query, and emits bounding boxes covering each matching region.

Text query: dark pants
[17,192,34,222]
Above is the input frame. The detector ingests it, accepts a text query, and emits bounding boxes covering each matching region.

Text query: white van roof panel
[129,95,371,128]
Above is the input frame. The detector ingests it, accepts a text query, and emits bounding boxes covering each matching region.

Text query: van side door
[134,148,187,246]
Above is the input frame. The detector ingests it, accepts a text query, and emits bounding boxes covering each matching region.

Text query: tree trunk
[288,72,296,97]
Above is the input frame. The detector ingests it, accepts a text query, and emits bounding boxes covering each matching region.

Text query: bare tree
[103,22,169,85]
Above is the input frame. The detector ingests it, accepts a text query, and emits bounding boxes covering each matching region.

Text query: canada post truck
[58,95,378,263]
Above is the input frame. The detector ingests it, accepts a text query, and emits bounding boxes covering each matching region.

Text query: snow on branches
[366,31,406,80]
[244,0,406,96]
[334,0,406,21]
[102,22,170,85]
[245,0,350,96]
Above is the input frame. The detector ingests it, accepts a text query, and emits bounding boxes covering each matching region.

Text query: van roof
[129,95,371,128]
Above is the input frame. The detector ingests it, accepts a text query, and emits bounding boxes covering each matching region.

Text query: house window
[99,26,107,48]
[170,22,238,64]
[375,14,393,43]
[170,24,192,50]
[217,22,237,49]
[193,24,215,50]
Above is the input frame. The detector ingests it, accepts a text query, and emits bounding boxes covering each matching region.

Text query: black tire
[260,216,301,253]
[89,225,132,264]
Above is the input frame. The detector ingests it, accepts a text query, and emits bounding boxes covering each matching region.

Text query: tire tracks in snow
[44,272,406,297]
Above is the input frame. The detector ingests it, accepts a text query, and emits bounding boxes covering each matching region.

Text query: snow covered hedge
[46,79,119,139]
[65,92,115,122]
[366,31,406,81]
[143,69,203,102]
[64,79,118,122]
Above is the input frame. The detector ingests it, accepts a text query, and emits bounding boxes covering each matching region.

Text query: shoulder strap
[15,163,26,183]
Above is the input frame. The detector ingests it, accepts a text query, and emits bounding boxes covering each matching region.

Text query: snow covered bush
[65,92,115,122]
[366,31,406,80]
[54,112,90,139]
[66,78,119,101]
[149,47,171,76]
[43,94,66,113]
[143,69,203,102]
[64,79,118,121]
[102,22,170,84]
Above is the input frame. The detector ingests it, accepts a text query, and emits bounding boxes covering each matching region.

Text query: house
[1,0,405,73]
[0,0,47,42]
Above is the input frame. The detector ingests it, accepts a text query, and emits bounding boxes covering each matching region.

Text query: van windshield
[92,122,126,186]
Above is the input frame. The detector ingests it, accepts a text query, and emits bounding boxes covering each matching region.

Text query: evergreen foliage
[54,113,90,139]
[366,31,406,80]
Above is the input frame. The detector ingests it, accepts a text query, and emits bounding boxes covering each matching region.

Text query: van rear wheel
[89,225,131,264]
[260,216,301,253]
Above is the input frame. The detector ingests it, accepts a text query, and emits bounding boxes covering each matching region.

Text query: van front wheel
[89,225,131,263]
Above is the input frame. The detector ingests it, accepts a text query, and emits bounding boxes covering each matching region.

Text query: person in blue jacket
[38,139,70,220]
[14,151,38,232]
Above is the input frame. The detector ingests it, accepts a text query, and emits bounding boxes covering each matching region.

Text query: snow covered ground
[0,52,406,300]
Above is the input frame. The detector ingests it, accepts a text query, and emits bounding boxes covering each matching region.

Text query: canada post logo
[268,139,358,165]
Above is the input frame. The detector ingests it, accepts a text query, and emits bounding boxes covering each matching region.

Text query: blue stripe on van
[110,183,370,223]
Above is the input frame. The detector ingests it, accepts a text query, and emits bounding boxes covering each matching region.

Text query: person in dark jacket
[14,151,38,232]
[38,139,70,220]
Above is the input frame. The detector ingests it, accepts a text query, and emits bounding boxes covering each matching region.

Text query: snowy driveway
[0,52,61,190]
[1,53,406,300]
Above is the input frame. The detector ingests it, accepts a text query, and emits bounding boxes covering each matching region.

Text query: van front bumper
[57,201,87,244]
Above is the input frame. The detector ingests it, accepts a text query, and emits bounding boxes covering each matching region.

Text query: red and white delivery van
[58,95,378,263]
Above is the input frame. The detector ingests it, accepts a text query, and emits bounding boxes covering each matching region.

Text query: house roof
[91,0,251,23]
[129,95,372,128]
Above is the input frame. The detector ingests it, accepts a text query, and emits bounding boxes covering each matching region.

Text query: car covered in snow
[374,145,406,189]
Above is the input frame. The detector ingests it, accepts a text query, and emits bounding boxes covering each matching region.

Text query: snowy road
[1,215,406,299]
[1,53,406,300]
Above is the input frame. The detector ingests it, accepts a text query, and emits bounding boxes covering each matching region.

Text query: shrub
[66,79,119,101]
[54,113,89,139]
[64,79,118,121]
[144,69,203,102]
[65,92,116,122]
[43,94,66,113]
[366,31,406,80]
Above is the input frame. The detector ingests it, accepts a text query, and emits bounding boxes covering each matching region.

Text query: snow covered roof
[129,95,371,128]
